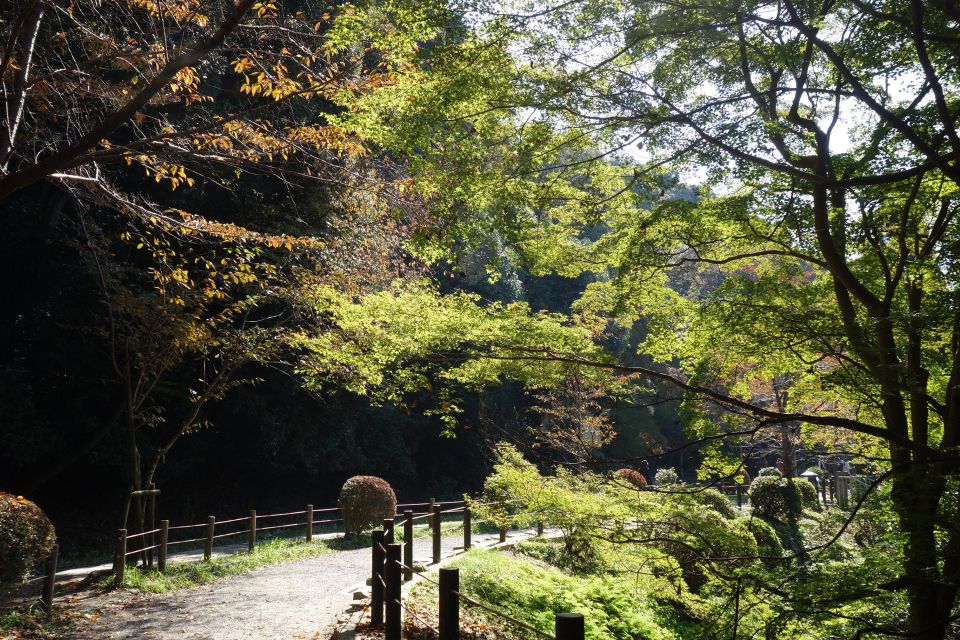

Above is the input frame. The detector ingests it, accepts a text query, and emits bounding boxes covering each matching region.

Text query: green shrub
[613,468,648,489]
[734,518,784,564]
[758,467,782,478]
[795,478,820,511]
[449,549,684,640]
[654,468,679,487]
[338,476,396,536]
[694,488,736,519]
[748,476,802,523]
[0,493,56,585]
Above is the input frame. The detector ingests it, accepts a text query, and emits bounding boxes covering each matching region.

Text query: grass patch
[409,549,693,640]
[108,534,369,594]
[0,602,77,639]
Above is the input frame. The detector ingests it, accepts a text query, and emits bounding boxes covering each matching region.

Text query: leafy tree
[427,1,960,635]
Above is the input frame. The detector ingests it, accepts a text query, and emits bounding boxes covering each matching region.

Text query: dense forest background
[1,180,683,558]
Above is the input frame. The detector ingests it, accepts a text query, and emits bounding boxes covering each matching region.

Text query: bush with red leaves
[339,476,397,536]
[0,492,56,585]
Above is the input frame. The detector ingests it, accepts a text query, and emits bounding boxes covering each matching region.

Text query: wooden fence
[370,504,585,640]
[18,476,855,624]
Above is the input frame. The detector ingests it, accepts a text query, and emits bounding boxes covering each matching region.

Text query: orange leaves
[126,156,195,190]
[252,1,279,17]
[129,0,209,26]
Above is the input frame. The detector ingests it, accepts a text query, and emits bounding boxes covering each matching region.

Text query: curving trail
[62,530,518,640]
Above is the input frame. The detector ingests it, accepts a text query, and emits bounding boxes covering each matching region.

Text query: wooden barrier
[158,520,169,572]
[113,528,126,586]
[403,510,413,581]
[383,518,394,544]
[464,505,472,550]
[371,530,385,626]
[432,504,442,564]
[204,516,215,561]
[306,504,313,542]
[556,613,585,640]
[439,567,459,640]
[40,544,58,612]
[385,543,402,640]
[248,510,256,552]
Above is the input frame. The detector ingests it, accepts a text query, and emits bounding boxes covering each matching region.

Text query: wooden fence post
[383,518,394,544]
[385,543,402,640]
[537,520,544,536]
[499,526,507,543]
[463,505,472,550]
[439,567,459,640]
[248,510,256,552]
[432,504,442,564]
[306,504,313,542]
[371,530,385,626]
[114,529,126,587]
[147,482,156,568]
[158,520,169,572]
[556,613,585,640]
[403,510,413,582]
[204,516,215,561]
[41,544,58,612]
[736,484,743,509]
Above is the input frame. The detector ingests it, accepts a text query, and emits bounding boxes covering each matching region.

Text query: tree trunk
[891,465,951,639]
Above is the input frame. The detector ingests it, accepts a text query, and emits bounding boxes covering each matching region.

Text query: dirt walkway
[60,530,521,640]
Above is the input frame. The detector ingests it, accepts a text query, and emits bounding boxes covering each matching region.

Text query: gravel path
[61,530,525,640]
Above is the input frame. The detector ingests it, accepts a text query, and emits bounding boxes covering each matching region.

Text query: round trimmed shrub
[795,477,820,511]
[748,476,802,523]
[0,492,56,585]
[734,518,784,564]
[339,476,397,537]
[613,468,648,489]
[695,487,737,519]
[654,468,679,487]
[758,467,783,478]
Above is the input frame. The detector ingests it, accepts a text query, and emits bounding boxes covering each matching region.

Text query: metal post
[385,543,402,640]
[432,504,442,564]
[556,613,585,640]
[403,510,413,581]
[248,510,256,552]
[158,520,169,572]
[204,516,215,561]
[383,517,395,544]
[306,504,313,542]
[439,567,459,640]
[463,505,472,550]
[371,530,385,626]
[114,529,127,587]
[41,544,58,612]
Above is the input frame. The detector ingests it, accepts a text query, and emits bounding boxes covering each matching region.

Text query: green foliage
[733,518,784,564]
[654,468,679,487]
[338,475,397,536]
[692,488,736,520]
[473,443,614,568]
[111,535,354,593]
[795,478,820,512]
[758,467,783,478]
[295,282,615,431]
[443,550,685,640]
[0,602,76,639]
[748,477,803,524]
[0,493,56,585]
